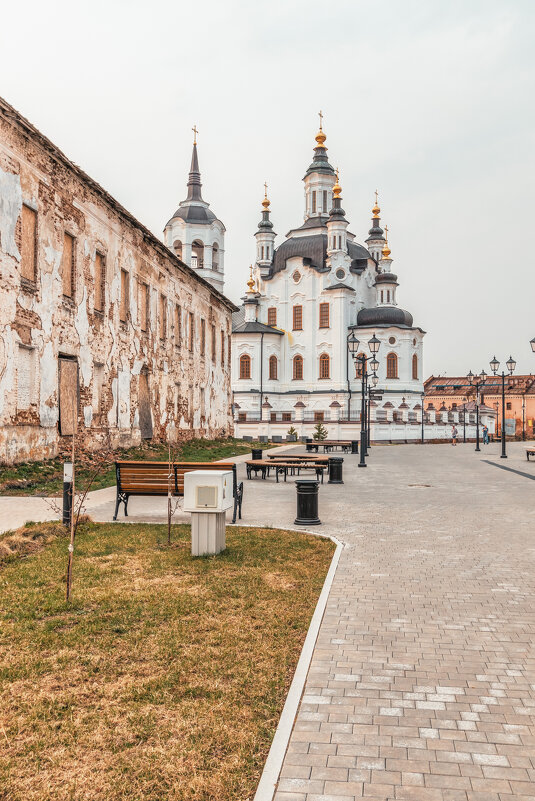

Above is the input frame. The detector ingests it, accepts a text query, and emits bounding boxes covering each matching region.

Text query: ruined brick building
[0,97,236,464]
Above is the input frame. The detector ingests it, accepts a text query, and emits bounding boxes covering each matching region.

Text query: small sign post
[63,462,73,527]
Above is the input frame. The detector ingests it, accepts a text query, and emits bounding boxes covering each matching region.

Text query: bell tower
[164,127,226,293]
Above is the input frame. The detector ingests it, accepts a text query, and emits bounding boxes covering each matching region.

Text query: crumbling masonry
[0,97,236,464]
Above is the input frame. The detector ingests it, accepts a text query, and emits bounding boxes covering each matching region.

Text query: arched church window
[292,305,303,330]
[319,353,330,379]
[239,354,251,380]
[387,290,390,302]
[212,243,219,271]
[191,240,204,269]
[412,353,418,380]
[380,290,384,303]
[269,355,278,380]
[267,307,277,327]
[312,192,317,213]
[173,240,182,260]
[323,190,328,213]
[386,352,398,379]
[293,354,303,380]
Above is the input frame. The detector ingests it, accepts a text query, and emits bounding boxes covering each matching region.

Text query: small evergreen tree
[312,421,328,441]
[287,425,298,439]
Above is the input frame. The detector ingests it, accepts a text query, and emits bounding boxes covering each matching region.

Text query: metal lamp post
[490,355,516,459]
[467,369,487,452]
[347,333,380,468]
[347,331,359,423]
[531,337,535,353]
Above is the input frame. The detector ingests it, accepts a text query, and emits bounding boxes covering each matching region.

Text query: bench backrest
[115,460,237,497]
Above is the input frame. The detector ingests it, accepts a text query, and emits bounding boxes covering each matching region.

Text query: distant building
[425,375,535,439]
[0,98,235,464]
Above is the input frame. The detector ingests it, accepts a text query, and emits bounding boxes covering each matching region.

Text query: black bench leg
[124,495,129,517]
[113,491,127,521]
[238,482,243,520]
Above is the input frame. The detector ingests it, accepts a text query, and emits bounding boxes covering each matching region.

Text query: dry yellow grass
[0,521,334,801]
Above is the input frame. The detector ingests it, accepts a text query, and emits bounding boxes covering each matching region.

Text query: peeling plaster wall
[0,100,234,464]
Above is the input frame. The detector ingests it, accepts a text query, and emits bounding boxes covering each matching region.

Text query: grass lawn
[0,437,274,497]
[0,520,334,801]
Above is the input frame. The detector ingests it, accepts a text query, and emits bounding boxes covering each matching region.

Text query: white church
[230,122,427,440]
[162,124,498,442]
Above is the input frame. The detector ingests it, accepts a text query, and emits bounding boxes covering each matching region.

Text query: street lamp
[347,332,381,468]
[347,332,360,421]
[490,355,516,459]
[468,370,487,452]
[531,337,535,353]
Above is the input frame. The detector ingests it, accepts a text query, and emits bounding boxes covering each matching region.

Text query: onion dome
[329,169,346,218]
[375,272,398,285]
[357,306,414,327]
[257,183,274,230]
[367,191,385,239]
[304,112,335,177]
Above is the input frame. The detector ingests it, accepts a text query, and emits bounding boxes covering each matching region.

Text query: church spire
[365,190,386,263]
[327,169,349,257]
[255,183,277,275]
[304,111,335,179]
[186,126,203,202]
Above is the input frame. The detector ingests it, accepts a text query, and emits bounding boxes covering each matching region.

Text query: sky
[1,0,534,376]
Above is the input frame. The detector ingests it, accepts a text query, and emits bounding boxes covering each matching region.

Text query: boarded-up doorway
[138,369,153,439]
[59,357,78,436]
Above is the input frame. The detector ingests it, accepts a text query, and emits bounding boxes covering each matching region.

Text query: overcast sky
[2,0,534,376]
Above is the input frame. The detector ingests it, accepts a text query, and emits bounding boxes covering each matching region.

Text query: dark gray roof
[290,215,330,232]
[375,272,398,285]
[232,306,284,334]
[356,306,414,327]
[304,146,335,178]
[324,282,355,291]
[168,204,217,225]
[272,234,328,274]
[266,232,371,279]
[233,320,284,335]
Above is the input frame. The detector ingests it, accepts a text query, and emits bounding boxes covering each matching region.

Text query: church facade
[231,124,427,440]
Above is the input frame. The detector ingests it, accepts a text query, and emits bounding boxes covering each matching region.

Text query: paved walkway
[1,442,534,800]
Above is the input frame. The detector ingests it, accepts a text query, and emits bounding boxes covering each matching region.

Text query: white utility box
[183,470,233,556]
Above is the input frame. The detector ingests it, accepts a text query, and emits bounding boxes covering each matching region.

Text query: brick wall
[0,97,235,464]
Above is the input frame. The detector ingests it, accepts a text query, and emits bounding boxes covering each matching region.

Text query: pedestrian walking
[451,424,458,446]
[482,424,489,444]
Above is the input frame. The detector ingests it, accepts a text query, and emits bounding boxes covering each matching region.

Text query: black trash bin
[305,438,313,453]
[328,457,344,484]
[294,480,321,526]
[351,440,359,454]
[251,448,263,461]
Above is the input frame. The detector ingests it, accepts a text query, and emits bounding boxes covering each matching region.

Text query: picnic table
[306,440,352,453]
[245,460,326,483]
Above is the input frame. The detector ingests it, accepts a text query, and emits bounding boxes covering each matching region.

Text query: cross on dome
[192,125,198,145]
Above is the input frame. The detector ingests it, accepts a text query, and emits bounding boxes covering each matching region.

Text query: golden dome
[315,129,326,149]
[315,110,326,148]
[372,190,380,219]
[246,265,255,292]
[382,225,391,259]
[262,182,270,211]
[333,168,342,198]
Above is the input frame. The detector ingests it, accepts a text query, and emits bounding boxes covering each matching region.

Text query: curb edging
[253,530,344,801]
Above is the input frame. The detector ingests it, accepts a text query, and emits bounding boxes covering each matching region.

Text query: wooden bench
[245,460,325,483]
[527,448,535,461]
[113,460,243,523]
